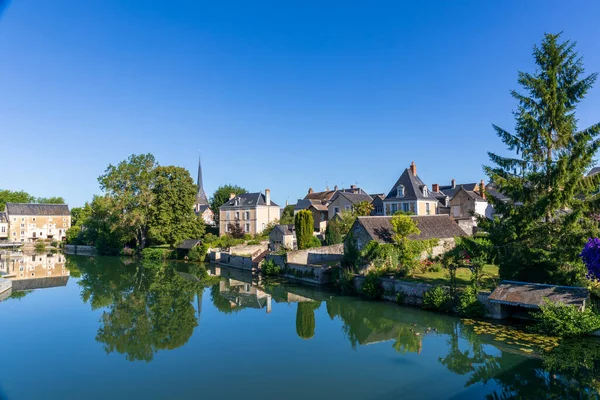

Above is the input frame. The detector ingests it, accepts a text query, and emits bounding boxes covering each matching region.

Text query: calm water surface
[1,255,600,400]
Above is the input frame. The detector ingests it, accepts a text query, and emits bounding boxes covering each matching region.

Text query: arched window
[423,186,428,196]
[397,185,405,198]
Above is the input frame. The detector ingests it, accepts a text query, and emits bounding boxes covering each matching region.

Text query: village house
[269,224,296,252]
[295,185,368,232]
[346,215,467,256]
[194,157,214,226]
[370,194,385,216]
[219,190,279,236]
[0,212,8,240]
[4,203,71,243]
[327,191,373,220]
[382,162,439,216]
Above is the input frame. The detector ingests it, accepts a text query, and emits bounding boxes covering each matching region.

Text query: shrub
[188,245,207,262]
[307,236,321,248]
[141,247,173,261]
[362,272,383,299]
[246,239,261,245]
[50,240,59,248]
[532,300,600,337]
[338,267,356,294]
[34,241,46,253]
[422,287,450,310]
[325,219,343,245]
[457,286,486,317]
[262,259,282,276]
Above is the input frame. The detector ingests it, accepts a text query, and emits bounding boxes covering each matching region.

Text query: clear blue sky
[1,1,599,207]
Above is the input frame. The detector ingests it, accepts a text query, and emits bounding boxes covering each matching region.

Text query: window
[245,211,250,220]
[402,203,410,212]
[376,206,383,214]
[63,223,66,227]
[345,205,351,211]
[40,232,43,236]
[262,223,266,230]
[20,223,24,228]
[32,218,36,221]
[63,218,66,222]
[49,218,53,222]
[391,203,398,213]
[245,223,250,232]
[225,211,230,220]
[12,218,16,222]
[1,226,5,233]
[225,224,229,233]
[397,185,405,198]
[423,186,428,196]
[21,217,24,222]
[235,211,240,220]
[334,207,340,214]
[13,232,16,236]
[426,203,431,215]
[21,231,24,235]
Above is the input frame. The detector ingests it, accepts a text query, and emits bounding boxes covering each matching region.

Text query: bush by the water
[141,247,174,261]
[362,273,383,299]
[262,259,282,276]
[422,287,450,310]
[457,285,485,317]
[532,300,600,337]
[187,245,207,262]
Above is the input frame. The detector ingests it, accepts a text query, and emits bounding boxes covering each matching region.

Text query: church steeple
[196,156,209,206]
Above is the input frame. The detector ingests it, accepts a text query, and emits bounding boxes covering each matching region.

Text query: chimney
[479,179,486,199]
[409,161,417,176]
[265,189,271,205]
[451,179,456,188]
[432,183,440,193]
[308,188,314,194]
[350,184,356,189]
[229,193,236,200]
[334,185,338,190]
[285,200,289,206]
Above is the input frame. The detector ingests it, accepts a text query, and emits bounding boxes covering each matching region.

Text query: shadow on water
[63,256,600,398]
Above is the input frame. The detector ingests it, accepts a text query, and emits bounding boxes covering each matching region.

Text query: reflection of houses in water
[219,280,272,313]
[0,253,70,291]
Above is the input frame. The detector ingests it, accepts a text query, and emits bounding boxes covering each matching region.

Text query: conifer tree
[482,33,600,284]
[295,210,314,250]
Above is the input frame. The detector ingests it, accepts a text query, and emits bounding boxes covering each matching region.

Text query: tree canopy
[209,184,247,225]
[481,33,600,285]
[0,189,65,211]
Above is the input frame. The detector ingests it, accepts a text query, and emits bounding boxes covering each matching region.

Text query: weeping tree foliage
[295,210,314,250]
[482,33,600,285]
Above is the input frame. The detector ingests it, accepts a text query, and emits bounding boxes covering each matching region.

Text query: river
[0,255,599,399]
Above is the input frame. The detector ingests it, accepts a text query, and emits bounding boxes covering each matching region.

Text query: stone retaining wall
[218,253,254,271]
[64,245,95,255]
[285,244,344,265]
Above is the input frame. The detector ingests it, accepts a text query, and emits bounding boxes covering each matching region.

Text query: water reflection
[63,257,600,398]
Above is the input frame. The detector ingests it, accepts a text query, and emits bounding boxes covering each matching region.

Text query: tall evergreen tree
[482,33,600,284]
[295,210,314,250]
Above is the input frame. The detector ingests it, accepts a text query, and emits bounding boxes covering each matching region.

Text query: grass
[403,264,499,290]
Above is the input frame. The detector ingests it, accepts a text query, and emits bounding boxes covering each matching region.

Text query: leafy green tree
[149,165,205,247]
[336,210,356,236]
[209,184,247,225]
[0,189,34,211]
[482,33,600,285]
[227,222,245,239]
[36,196,65,204]
[390,214,420,245]
[98,154,158,252]
[325,218,343,245]
[295,210,314,250]
[351,201,373,217]
[280,205,295,225]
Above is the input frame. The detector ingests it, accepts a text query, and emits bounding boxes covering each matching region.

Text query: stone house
[5,203,71,242]
[328,191,373,220]
[269,224,296,251]
[219,190,279,236]
[370,194,385,216]
[295,185,368,232]
[346,215,467,257]
[0,212,8,239]
[382,162,439,216]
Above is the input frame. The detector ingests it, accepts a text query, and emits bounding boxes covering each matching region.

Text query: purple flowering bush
[580,238,600,281]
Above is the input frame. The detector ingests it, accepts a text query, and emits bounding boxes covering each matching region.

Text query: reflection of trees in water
[325,295,600,398]
[296,302,320,340]
[74,256,208,362]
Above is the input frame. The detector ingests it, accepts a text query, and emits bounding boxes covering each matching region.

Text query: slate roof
[272,224,295,236]
[220,193,279,209]
[485,183,510,202]
[197,204,211,213]
[309,203,328,211]
[5,203,70,216]
[304,190,338,202]
[439,183,479,200]
[384,169,439,202]
[177,239,201,250]
[0,212,7,223]
[331,191,374,205]
[488,281,589,309]
[354,215,467,244]
[588,167,600,176]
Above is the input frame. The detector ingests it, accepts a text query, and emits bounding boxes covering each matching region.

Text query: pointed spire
[195,155,209,206]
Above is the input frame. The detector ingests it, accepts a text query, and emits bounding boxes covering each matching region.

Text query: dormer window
[397,185,405,198]
[422,186,428,197]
